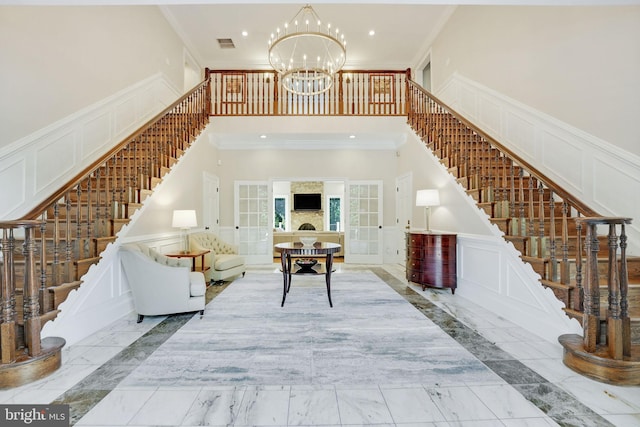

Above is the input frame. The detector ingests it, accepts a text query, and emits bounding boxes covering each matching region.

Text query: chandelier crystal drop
[268,4,346,96]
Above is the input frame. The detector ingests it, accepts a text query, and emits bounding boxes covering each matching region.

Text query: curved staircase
[0,79,211,388]
[406,80,639,385]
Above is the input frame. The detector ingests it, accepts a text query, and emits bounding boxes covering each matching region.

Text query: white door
[202,172,219,235]
[396,173,412,264]
[235,181,272,264]
[345,180,383,264]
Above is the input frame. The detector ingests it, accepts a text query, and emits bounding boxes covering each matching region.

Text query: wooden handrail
[405,76,635,382]
[207,69,409,116]
[0,77,211,386]
[407,80,599,217]
[22,79,211,220]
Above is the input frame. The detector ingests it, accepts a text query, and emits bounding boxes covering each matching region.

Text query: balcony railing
[206,69,410,116]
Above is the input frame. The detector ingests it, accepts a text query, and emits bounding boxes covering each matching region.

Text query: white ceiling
[161,3,454,71]
[5,0,636,148]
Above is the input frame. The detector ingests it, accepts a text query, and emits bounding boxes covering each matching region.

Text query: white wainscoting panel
[540,130,583,195]
[437,73,640,255]
[35,130,76,194]
[0,73,180,220]
[458,241,502,294]
[456,234,582,343]
[0,159,27,210]
[82,111,113,161]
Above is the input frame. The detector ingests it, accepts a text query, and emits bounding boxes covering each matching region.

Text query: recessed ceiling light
[368,30,375,36]
[242,31,248,37]
[349,135,356,139]
[260,134,267,139]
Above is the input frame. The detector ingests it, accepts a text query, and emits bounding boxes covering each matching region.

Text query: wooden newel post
[582,221,600,352]
[22,224,42,357]
[1,228,17,364]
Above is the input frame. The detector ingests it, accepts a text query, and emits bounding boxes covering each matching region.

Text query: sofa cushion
[189,272,206,297]
[214,254,245,271]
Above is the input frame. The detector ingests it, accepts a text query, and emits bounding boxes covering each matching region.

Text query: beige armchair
[190,232,246,283]
[120,243,206,323]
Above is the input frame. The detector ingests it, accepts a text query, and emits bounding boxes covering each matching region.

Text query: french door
[234,181,272,264]
[345,180,383,264]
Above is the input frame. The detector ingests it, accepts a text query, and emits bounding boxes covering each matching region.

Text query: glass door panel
[235,181,271,264]
[345,181,383,264]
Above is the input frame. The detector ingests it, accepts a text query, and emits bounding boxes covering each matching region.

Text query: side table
[166,250,211,274]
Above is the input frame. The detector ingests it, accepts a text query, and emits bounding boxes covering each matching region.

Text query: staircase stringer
[40,122,211,345]
[412,131,583,342]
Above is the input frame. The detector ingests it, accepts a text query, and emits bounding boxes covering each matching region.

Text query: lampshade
[416,189,440,207]
[172,210,197,229]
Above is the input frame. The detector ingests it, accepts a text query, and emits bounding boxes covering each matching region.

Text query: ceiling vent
[217,38,236,49]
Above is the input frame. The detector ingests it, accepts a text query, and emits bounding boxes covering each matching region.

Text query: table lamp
[416,189,440,231]
[172,209,197,253]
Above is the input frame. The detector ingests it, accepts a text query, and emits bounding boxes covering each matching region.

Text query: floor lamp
[416,189,440,232]
[172,210,197,253]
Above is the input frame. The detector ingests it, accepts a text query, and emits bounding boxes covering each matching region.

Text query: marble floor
[1,264,639,427]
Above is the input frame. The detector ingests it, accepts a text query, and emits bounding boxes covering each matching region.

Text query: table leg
[280,252,288,307]
[286,254,292,293]
[325,253,333,307]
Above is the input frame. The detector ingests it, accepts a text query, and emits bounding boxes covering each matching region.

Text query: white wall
[0,5,190,148]
[431,5,640,158]
[397,132,494,236]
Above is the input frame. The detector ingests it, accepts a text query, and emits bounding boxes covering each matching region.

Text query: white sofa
[120,243,206,323]
[189,232,246,283]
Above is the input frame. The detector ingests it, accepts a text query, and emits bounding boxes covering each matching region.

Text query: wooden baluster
[22,224,42,357]
[518,169,525,237]
[52,202,61,284]
[575,218,584,312]
[86,177,93,257]
[582,220,601,352]
[619,222,630,357]
[64,194,72,282]
[38,217,48,313]
[509,162,515,219]
[548,192,558,281]
[273,73,279,114]
[75,186,83,260]
[497,157,505,217]
[561,201,570,286]
[606,222,623,359]
[537,183,545,258]
[528,176,535,238]
[1,227,16,363]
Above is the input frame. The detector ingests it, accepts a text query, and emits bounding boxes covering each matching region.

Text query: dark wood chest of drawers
[406,232,457,294]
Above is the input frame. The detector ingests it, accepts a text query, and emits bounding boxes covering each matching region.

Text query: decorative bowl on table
[295,258,318,268]
[299,237,316,247]
[295,258,318,273]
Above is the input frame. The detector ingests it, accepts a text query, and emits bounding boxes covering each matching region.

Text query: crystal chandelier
[268,4,346,96]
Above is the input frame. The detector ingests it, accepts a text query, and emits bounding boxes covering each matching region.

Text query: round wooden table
[274,242,341,307]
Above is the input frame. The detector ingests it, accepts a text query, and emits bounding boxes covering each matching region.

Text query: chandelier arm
[269,4,345,96]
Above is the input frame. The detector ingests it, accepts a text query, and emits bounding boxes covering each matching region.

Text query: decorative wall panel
[82,112,112,161]
[437,73,640,253]
[0,159,26,218]
[35,130,76,193]
[540,130,583,194]
[0,74,179,220]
